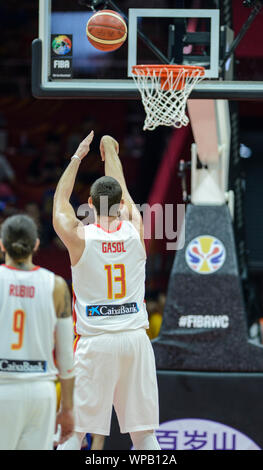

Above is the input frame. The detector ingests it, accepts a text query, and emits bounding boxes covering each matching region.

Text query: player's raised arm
[53,275,75,445]
[100,135,145,250]
[53,130,94,265]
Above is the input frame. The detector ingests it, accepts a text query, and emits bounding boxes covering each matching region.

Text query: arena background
[2,0,263,451]
[3,1,263,314]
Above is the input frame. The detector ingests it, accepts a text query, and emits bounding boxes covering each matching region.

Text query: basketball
[86,9,127,52]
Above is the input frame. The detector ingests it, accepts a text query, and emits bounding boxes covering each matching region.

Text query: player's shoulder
[54,274,68,290]
[35,266,55,276]
[84,223,98,232]
[53,275,70,305]
[121,220,141,238]
[0,264,6,278]
[33,266,56,287]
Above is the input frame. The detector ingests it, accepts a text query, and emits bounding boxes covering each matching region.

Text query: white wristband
[71,154,81,162]
[55,317,75,380]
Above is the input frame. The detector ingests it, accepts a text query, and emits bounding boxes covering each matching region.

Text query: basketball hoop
[131,64,205,131]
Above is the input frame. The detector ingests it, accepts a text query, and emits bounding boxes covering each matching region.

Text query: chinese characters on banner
[155,419,260,450]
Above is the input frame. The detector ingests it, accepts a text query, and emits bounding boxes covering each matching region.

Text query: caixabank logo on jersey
[185,235,226,274]
[0,359,47,373]
[86,303,139,317]
[154,419,260,450]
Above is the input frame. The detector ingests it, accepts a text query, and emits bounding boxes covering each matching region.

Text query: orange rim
[132,64,205,91]
[132,64,205,77]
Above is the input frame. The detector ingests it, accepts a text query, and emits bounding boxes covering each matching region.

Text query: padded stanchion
[153,203,263,371]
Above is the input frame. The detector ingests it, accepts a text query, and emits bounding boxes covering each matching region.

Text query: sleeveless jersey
[0,265,58,382]
[71,221,149,336]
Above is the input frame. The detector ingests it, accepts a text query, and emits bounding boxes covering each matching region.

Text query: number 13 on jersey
[104,264,126,300]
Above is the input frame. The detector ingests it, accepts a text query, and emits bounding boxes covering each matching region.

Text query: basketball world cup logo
[52,35,72,55]
[185,235,226,274]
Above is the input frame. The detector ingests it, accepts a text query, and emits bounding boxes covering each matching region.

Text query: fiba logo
[185,235,226,275]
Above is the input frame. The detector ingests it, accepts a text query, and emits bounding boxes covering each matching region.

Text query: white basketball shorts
[0,380,56,450]
[73,328,159,436]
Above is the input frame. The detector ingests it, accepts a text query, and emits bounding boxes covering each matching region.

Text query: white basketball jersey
[71,221,149,336]
[0,265,58,382]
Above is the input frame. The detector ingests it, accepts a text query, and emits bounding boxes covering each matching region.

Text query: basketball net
[132,65,205,131]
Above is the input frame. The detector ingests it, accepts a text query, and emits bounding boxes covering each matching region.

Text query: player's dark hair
[1,214,38,261]
[90,176,122,216]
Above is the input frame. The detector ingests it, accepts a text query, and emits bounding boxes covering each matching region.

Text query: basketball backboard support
[32,0,263,100]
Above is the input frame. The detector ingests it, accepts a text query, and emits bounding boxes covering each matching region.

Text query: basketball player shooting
[53,131,161,450]
[0,214,75,450]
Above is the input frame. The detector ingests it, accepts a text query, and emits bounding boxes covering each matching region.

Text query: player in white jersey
[0,214,75,450]
[53,132,160,450]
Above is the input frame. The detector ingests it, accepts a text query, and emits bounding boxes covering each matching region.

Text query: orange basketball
[86,9,127,52]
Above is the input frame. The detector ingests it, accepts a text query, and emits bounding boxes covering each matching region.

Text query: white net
[132,66,205,131]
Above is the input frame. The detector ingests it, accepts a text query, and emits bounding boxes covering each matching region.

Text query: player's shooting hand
[75,130,94,160]
[100,135,119,161]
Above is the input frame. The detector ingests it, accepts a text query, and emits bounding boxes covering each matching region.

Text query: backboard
[32,0,263,100]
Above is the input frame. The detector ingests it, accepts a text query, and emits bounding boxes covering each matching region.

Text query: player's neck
[5,254,36,271]
[96,215,120,232]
